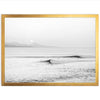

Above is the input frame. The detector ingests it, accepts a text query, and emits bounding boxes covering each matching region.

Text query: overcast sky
[5,18,95,47]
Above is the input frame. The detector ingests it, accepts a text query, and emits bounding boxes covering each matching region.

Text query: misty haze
[5,18,96,83]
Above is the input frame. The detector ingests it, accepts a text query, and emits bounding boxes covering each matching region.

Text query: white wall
[0,0,100,100]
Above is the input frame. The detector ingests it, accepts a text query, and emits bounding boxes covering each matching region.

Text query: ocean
[5,47,96,83]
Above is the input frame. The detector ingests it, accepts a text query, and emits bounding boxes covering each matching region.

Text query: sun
[30,40,34,43]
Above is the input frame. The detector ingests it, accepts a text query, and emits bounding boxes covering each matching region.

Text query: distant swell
[6,55,95,58]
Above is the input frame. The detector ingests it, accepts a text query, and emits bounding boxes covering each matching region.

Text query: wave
[6,55,95,59]
[6,55,95,65]
[40,59,95,64]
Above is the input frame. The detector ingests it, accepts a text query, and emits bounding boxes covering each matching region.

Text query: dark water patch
[85,69,95,73]
[53,74,95,82]
[79,68,95,73]
[66,55,82,58]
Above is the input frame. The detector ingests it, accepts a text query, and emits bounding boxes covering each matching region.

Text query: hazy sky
[5,18,95,47]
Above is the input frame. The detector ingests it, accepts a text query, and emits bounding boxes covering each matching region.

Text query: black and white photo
[2,14,98,86]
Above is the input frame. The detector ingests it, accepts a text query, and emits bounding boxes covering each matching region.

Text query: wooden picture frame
[1,14,99,86]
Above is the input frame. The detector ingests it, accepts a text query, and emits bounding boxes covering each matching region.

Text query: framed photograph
[1,14,99,86]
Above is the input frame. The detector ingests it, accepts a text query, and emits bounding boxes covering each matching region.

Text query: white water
[5,47,96,83]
